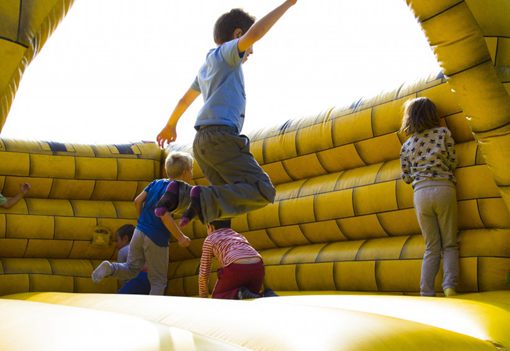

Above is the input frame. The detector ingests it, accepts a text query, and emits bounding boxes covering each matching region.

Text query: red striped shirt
[199,228,260,298]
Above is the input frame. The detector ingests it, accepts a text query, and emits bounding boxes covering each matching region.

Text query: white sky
[2,0,440,145]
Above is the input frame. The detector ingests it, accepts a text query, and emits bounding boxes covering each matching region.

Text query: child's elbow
[2,199,15,209]
[134,198,143,207]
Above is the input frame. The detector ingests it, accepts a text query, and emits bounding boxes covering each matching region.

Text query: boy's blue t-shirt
[137,179,171,247]
[192,38,246,134]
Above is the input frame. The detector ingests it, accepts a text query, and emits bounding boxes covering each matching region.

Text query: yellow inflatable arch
[1,1,510,350]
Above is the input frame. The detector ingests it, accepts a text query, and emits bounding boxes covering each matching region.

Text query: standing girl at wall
[400,97,458,297]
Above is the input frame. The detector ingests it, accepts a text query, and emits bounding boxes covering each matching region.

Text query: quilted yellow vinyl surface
[0,1,510,350]
[3,291,510,351]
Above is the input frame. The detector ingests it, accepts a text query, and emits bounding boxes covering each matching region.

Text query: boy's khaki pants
[177,125,276,223]
[110,229,169,295]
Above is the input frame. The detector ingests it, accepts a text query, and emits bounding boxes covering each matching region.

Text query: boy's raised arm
[157,88,201,148]
[237,0,297,54]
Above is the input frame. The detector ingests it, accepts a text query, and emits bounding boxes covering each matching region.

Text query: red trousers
[212,261,264,299]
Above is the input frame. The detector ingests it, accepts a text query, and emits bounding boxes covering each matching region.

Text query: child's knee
[424,244,441,256]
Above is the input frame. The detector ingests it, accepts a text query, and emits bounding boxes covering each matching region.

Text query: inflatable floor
[1,1,509,350]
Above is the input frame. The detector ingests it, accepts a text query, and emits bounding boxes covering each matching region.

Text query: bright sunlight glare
[2,0,440,145]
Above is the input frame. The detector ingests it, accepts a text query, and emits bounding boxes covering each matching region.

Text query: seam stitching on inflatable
[246,210,253,231]
[333,219,347,240]
[294,263,302,291]
[395,179,402,210]
[313,152,328,175]
[375,213,390,237]
[261,229,279,248]
[335,220,351,241]
[395,82,406,99]
[311,192,317,223]
[352,142,368,166]
[0,36,29,48]
[374,260,380,291]
[276,201,283,235]
[485,35,510,39]
[296,224,312,245]
[351,187,358,217]
[419,1,464,23]
[354,239,367,261]
[278,247,294,264]
[475,199,487,228]
[471,120,510,135]
[296,178,310,198]
[476,257,480,292]
[315,242,330,263]
[294,123,301,156]
[112,202,120,219]
[21,226,29,257]
[16,0,23,42]
[445,58,492,78]
[398,235,414,260]
[265,228,281,249]
[332,261,339,290]
[69,241,76,260]
[280,160,296,181]
[494,37,500,65]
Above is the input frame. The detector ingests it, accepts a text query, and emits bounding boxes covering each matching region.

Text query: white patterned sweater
[400,126,457,188]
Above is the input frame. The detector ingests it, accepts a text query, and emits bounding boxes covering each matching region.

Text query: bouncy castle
[1,1,509,350]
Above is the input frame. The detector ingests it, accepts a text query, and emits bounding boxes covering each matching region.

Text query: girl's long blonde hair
[400,97,440,135]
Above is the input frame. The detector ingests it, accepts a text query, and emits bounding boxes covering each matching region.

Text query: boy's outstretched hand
[157,125,177,148]
[20,183,31,194]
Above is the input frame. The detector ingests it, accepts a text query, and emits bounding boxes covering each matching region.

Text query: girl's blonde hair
[165,151,193,179]
[400,97,440,135]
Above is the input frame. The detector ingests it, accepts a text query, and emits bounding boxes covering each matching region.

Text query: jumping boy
[92,151,193,295]
[156,1,297,226]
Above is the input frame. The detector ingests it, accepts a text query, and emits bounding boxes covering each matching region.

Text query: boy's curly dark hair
[209,219,232,230]
[214,9,255,45]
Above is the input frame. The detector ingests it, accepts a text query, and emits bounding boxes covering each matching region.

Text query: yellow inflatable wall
[0,1,509,350]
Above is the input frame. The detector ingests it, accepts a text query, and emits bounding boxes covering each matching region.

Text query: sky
[2,0,440,145]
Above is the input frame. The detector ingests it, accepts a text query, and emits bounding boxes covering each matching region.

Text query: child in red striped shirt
[199,220,277,299]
